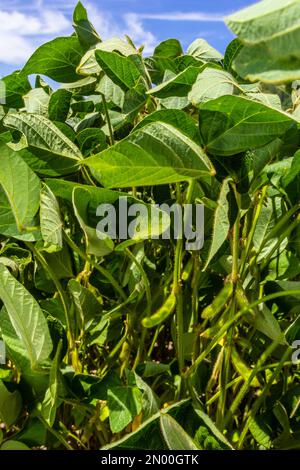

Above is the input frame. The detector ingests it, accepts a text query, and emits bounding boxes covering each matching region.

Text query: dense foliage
[0,0,300,450]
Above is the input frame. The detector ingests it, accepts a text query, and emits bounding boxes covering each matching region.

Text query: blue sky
[0,0,257,77]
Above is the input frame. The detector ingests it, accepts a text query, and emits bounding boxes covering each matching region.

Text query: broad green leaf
[0,189,40,242]
[247,92,282,110]
[4,113,82,175]
[194,407,234,449]
[0,264,52,367]
[107,386,143,433]
[148,66,202,99]
[103,400,190,450]
[199,95,296,156]
[134,109,201,144]
[283,149,300,205]
[73,1,101,48]
[23,88,50,115]
[223,38,243,73]
[72,187,114,257]
[225,0,300,57]
[187,39,223,61]
[0,440,30,450]
[188,67,238,105]
[40,184,63,251]
[48,89,72,122]
[232,44,300,84]
[0,144,40,233]
[133,373,159,421]
[0,72,31,108]
[160,413,198,450]
[254,304,285,344]
[154,39,183,58]
[76,128,108,156]
[0,380,22,427]
[41,341,62,426]
[61,76,97,95]
[84,121,214,188]
[68,279,102,328]
[95,50,146,91]
[203,178,231,269]
[23,37,84,83]
[96,74,124,108]
[77,38,137,76]
[249,415,272,449]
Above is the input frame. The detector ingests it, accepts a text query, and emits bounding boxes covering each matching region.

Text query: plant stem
[63,231,126,301]
[124,248,152,370]
[237,348,291,448]
[184,289,300,379]
[101,93,114,146]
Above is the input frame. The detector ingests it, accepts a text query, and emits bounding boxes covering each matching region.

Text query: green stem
[185,289,300,379]
[124,248,152,370]
[101,93,114,146]
[63,231,126,301]
[27,243,73,345]
[240,185,268,277]
[237,348,291,449]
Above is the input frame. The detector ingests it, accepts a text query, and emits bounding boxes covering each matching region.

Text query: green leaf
[199,95,296,156]
[0,380,22,427]
[283,149,300,204]
[96,74,124,108]
[68,279,102,328]
[188,67,238,105]
[72,187,115,257]
[203,178,232,269]
[249,415,273,449]
[0,72,31,108]
[0,144,40,233]
[0,264,52,368]
[23,88,50,115]
[160,413,198,450]
[22,36,84,83]
[148,66,202,99]
[254,304,285,344]
[225,0,300,56]
[107,386,143,433]
[77,38,137,76]
[0,440,30,450]
[232,44,300,84]
[41,341,62,426]
[48,89,72,122]
[95,50,146,91]
[133,109,201,144]
[4,113,82,175]
[40,184,63,251]
[76,128,108,156]
[133,372,159,421]
[154,39,183,58]
[84,121,214,188]
[73,1,101,48]
[194,407,234,449]
[61,76,97,95]
[187,39,223,61]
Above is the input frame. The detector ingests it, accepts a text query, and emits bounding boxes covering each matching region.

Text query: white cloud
[136,12,225,22]
[83,3,156,53]
[0,2,158,66]
[0,10,69,36]
[0,32,34,65]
